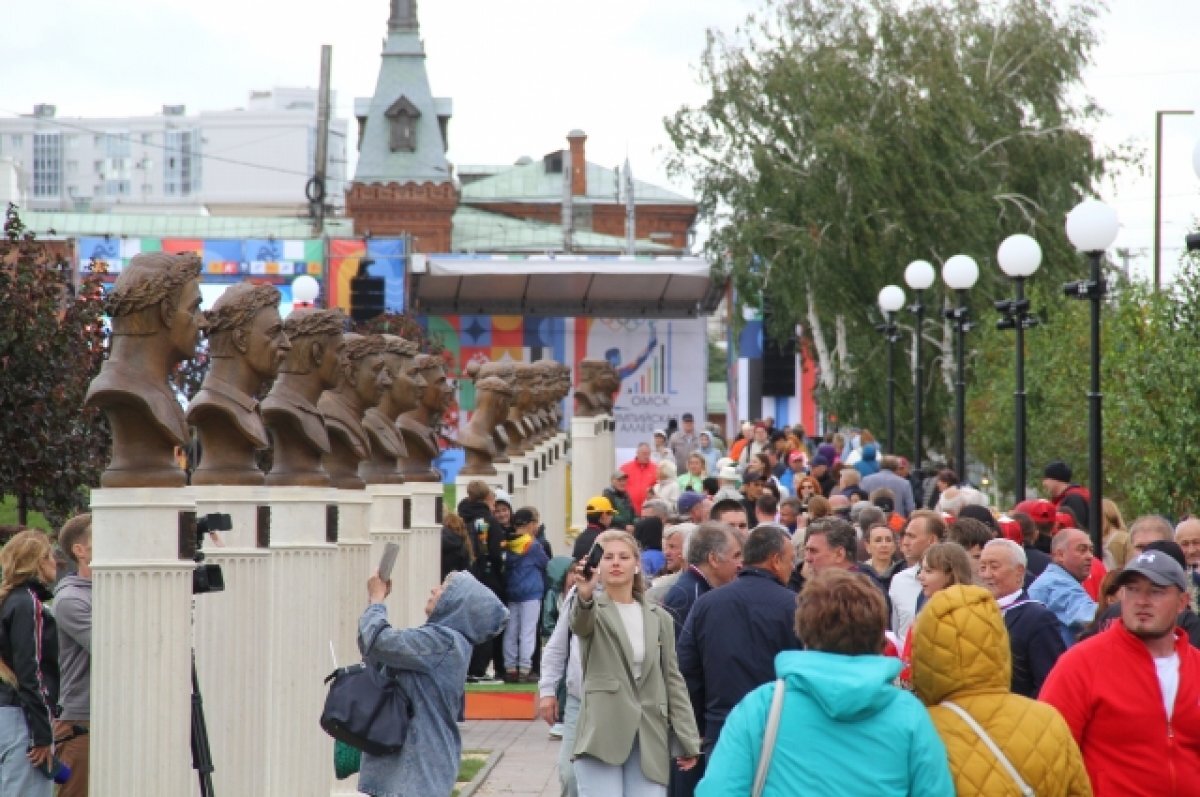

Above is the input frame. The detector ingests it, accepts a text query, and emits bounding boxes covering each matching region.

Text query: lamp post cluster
[874,199,1118,553]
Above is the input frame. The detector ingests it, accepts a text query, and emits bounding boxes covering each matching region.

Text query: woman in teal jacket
[697,569,953,797]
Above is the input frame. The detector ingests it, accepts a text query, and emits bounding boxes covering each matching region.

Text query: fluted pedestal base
[191,485,271,797]
[366,483,413,634]
[266,487,338,797]
[89,488,195,797]
[570,415,611,535]
[406,481,445,627]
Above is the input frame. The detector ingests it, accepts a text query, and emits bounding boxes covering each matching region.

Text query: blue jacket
[1028,563,1097,647]
[357,572,508,797]
[1000,591,1067,698]
[661,566,712,642]
[697,651,953,797]
[504,538,549,603]
[677,568,801,745]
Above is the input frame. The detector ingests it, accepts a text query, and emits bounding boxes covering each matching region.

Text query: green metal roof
[18,211,355,239]
[450,206,673,254]
[460,160,693,205]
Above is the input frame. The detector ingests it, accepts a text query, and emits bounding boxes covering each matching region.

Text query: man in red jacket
[619,442,658,515]
[1040,550,1200,796]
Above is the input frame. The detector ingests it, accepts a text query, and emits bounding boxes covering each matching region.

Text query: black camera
[192,513,230,596]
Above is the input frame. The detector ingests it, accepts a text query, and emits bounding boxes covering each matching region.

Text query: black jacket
[571,522,607,561]
[456,498,504,598]
[676,567,801,746]
[440,525,472,580]
[0,579,59,746]
[661,567,712,642]
[1001,591,1067,698]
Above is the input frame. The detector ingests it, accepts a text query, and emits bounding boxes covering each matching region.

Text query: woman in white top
[570,530,700,796]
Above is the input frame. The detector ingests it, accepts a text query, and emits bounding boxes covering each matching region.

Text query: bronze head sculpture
[458,376,515,476]
[85,251,205,487]
[261,308,346,486]
[360,334,423,484]
[187,282,288,485]
[465,359,519,460]
[574,358,620,418]
[397,353,452,482]
[319,333,390,490]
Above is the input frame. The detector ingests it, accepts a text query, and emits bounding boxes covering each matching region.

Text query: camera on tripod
[192,513,230,596]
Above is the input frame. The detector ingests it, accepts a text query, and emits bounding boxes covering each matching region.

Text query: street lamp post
[995,234,1042,502]
[1064,199,1119,554]
[292,275,320,309]
[942,255,979,479]
[877,285,906,454]
[905,260,936,474]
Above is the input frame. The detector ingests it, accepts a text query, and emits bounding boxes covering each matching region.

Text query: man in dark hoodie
[55,514,93,797]
[456,480,506,682]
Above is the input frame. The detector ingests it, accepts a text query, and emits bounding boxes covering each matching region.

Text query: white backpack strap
[752,679,786,797]
[940,700,1035,797]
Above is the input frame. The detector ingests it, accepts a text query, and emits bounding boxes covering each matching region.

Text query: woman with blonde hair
[0,530,61,795]
[650,460,681,509]
[899,542,974,684]
[677,453,707,494]
[571,529,700,795]
[1100,498,1131,570]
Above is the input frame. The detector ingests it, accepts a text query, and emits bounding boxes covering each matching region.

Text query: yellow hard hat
[586,496,615,513]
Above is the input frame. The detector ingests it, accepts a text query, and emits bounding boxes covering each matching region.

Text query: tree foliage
[0,205,109,527]
[666,0,1111,462]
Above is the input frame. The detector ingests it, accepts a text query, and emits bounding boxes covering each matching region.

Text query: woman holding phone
[570,530,700,796]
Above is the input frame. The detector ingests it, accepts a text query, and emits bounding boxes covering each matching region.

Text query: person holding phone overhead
[570,529,700,796]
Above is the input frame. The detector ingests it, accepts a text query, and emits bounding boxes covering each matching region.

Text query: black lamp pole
[875,312,899,453]
[909,291,925,473]
[995,277,1038,501]
[1064,253,1106,554]
[944,293,972,478]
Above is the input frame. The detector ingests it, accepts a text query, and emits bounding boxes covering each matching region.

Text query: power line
[0,107,350,187]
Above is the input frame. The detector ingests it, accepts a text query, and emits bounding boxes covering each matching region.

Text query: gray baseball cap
[1115,550,1189,592]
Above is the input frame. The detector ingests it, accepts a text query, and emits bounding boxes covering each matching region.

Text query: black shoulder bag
[320,622,415,756]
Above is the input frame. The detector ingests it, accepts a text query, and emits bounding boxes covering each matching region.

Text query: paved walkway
[462,719,562,796]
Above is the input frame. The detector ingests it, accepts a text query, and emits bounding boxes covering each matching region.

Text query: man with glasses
[1041,550,1200,796]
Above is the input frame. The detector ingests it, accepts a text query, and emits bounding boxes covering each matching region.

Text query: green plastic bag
[334,739,362,780]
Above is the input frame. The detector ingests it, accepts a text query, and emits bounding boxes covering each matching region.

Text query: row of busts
[81,253,575,490]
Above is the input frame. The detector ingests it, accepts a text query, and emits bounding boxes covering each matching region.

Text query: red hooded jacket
[1040,621,1200,796]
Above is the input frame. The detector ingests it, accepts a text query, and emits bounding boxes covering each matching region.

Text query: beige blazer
[570,592,701,785]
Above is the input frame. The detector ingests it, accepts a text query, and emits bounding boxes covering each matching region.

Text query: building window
[164,129,201,196]
[32,132,62,197]
[11,134,23,148]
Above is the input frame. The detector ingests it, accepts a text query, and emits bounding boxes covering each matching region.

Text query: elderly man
[619,442,658,514]
[647,522,695,604]
[1040,550,1200,797]
[676,525,800,795]
[1029,528,1097,647]
[668,412,701,473]
[978,539,1066,697]
[662,521,744,641]
[1178,517,1200,605]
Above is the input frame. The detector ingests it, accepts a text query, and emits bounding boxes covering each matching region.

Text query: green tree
[666,0,1111,463]
[0,205,109,527]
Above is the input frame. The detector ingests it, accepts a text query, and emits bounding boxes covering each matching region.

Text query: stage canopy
[408,254,724,318]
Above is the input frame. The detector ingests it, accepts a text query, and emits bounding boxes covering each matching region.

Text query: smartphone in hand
[581,542,604,579]
[378,542,400,582]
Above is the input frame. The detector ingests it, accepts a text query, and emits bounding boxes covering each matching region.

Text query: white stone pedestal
[334,490,372,665]
[405,481,446,628]
[192,485,271,797]
[265,487,338,797]
[545,435,569,555]
[508,453,533,510]
[89,488,196,797]
[365,483,413,634]
[570,415,610,535]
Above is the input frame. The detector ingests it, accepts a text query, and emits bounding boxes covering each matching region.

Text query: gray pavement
[462,719,562,796]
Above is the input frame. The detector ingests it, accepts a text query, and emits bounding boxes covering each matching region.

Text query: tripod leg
[191,656,216,797]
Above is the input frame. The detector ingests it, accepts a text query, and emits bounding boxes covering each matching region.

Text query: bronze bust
[360,334,424,484]
[261,308,345,486]
[397,354,452,482]
[85,252,206,488]
[187,283,289,485]
[319,334,390,490]
[458,376,514,476]
[465,359,517,462]
[574,358,620,418]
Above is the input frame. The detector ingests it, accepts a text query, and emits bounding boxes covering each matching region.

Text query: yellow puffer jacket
[911,585,1092,797]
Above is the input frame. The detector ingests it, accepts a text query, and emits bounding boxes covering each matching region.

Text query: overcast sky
[5,0,1200,283]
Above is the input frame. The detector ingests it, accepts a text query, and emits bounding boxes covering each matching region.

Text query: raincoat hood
[911,585,1010,705]
[776,649,901,722]
[428,571,508,645]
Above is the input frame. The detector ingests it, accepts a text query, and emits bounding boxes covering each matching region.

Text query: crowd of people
[5,414,1200,796]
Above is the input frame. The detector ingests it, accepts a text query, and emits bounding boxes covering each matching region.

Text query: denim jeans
[574,736,665,797]
[558,694,580,797]
[0,706,51,797]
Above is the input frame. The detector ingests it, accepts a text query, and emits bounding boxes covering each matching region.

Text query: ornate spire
[389,0,419,32]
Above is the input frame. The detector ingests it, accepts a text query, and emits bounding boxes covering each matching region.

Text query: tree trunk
[807,290,837,391]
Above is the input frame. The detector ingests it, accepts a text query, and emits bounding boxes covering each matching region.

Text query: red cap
[997,516,1023,544]
[1055,511,1076,531]
[1013,499,1056,526]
